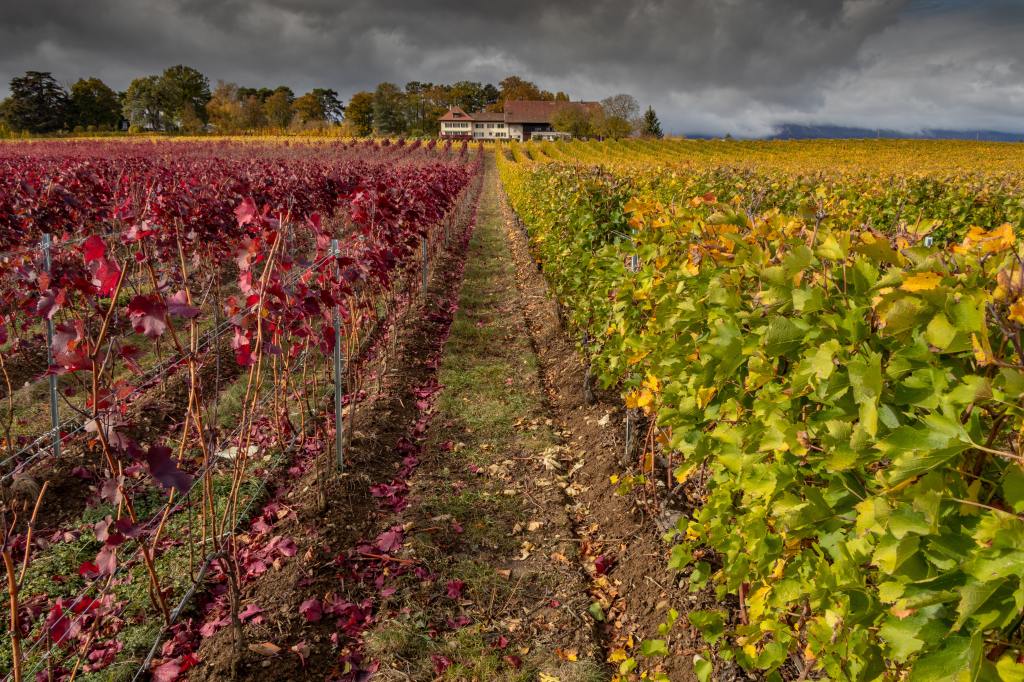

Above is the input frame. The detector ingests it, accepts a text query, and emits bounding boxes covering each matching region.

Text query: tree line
[0,68,663,138]
[0,67,343,134]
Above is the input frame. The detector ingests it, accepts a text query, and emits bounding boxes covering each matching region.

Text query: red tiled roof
[503,100,601,124]
[438,107,473,122]
[470,111,506,123]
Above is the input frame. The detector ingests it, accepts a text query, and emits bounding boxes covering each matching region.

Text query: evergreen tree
[640,106,663,138]
[3,71,70,133]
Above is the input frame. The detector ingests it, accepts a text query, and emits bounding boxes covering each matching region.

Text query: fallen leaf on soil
[239,603,263,623]
[299,598,322,622]
[527,521,543,532]
[248,642,281,656]
[290,641,311,665]
[556,648,578,661]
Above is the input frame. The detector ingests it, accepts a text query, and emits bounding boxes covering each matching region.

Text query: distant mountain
[767,124,1024,142]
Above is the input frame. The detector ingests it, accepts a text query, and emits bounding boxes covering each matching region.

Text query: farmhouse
[438,100,601,141]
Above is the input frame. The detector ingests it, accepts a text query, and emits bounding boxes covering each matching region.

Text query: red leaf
[235,197,258,227]
[37,290,60,320]
[166,291,199,319]
[78,561,100,579]
[95,545,117,576]
[290,641,311,666]
[299,598,322,623]
[94,258,122,296]
[374,527,403,553]
[128,295,168,339]
[239,603,263,623]
[445,580,465,599]
[82,235,106,263]
[145,445,193,493]
[432,654,453,675]
[594,555,614,576]
[152,658,183,682]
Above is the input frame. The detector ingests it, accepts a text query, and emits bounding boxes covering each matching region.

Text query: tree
[598,114,634,139]
[640,106,663,139]
[2,71,70,133]
[555,91,570,102]
[311,88,344,123]
[240,95,267,130]
[263,87,294,129]
[205,81,245,133]
[292,92,327,127]
[551,105,595,139]
[372,82,406,135]
[481,84,500,108]
[601,94,640,123]
[69,77,121,130]
[123,75,167,130]
[494,76,553,110]
[159,65,211,129]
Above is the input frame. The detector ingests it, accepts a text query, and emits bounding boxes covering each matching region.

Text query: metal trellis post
[42,234,61,459]
[422,235,428,294]
[331,239,345,471]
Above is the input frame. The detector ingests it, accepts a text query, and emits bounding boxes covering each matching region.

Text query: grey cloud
[0,0,1020,135]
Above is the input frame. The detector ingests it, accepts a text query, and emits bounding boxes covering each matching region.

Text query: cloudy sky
[1,0,1022,136]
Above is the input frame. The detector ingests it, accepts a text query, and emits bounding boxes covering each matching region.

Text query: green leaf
[926,312,957,350]
[879,616,926,661]
[995,656,1024,682]
[849,353,883,402]
[909,634,982,682]
[693,654,714,682]
[764,317,806,357]
[953,578,1006,631]
[588,602,605,622]
[1003,466,1024,514]
[640,639,669,657]
[688,610,725,644]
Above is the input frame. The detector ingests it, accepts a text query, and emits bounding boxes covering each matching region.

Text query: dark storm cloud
[0,0,1021,135]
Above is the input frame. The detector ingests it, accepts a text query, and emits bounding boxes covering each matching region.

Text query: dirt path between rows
[499,172,699,682]
[181,153,701,681]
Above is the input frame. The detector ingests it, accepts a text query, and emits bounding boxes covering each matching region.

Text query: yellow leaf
[608,648,628,663]
[1010,298,1024,324]
[556,648,579,662]
[696,386,717,409]
[643,373,661,394]
[610,474,619,484]
[955,223,1016,255]
[636,388,654,408]
[972,332,995,366]
[539,673,561,682]
[623,197,645,215]
[627,351,649,366]
[624,390,642,409]
[900,271,942,292]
